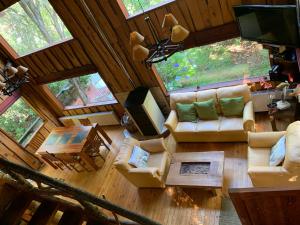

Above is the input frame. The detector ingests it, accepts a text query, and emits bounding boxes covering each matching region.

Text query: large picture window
[0,0,72,56]
[47,73,116,108]
[0,98,43,147]
[154,38,271,91]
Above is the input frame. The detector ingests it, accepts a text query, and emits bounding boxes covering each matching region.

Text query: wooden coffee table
[166,151,224,196]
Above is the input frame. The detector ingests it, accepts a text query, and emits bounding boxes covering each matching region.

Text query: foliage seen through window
[154,38,271,91]
[47,73,115,108]
[0,98,43,146]
[122,0,169,16]
[0,0,72,56]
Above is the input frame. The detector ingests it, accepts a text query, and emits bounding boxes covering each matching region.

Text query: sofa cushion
[220,97,244,117]
[248,147,271,167]
[128,145,150,168]
[194,99,218,120]
[148,152,165,171]
[114,138,138,171]
[176,103,197,122]
[219,117,243,131]
[196,89,220,113]
[170,92,196,110]
[175,122,197,132]
[196,119,220,132]
[217,84,251,103]
[283,121,300,172]
[270,136,286,166]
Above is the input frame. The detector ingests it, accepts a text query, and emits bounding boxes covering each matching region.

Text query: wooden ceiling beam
[36,64,97,85]
[184,22,240,50]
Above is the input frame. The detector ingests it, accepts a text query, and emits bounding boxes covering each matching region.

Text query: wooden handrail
[0,157,161,225]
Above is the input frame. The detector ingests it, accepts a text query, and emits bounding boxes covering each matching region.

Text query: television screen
[234,5,300,47]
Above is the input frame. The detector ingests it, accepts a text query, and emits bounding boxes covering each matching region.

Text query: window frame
[44,71,118,111]
[0,94,45,148]
[117,0,176,20]
[0,0,74,59]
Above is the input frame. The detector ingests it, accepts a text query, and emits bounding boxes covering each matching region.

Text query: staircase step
[58,210,84,225]
[28,201,58,225]
[0,195,32,225]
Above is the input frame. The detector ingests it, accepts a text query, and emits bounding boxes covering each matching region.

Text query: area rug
[219,197,242,225]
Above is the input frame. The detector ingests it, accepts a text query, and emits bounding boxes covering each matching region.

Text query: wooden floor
[41,112,274,225]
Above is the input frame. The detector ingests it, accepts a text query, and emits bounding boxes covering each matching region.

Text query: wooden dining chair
[78,119,111,162]
[57,154,91,173]
[43,152,73,171]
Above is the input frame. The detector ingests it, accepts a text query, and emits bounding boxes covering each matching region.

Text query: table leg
[41,156,58,169]
[270,115,278,131]
[97,126,112,144]
[211,188,222,197]
[79,152,98,171]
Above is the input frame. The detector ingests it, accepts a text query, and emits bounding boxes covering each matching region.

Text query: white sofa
[164,84,255,142]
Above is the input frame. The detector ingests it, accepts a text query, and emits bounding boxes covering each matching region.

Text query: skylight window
[0,0,72,56]
[121,0,169,16]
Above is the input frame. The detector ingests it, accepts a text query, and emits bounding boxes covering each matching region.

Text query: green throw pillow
[176,103,197,122]
[193,99,218,120]
[220,96,244,117]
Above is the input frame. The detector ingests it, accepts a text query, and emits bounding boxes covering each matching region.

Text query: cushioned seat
[248,121,300,187]
[114,137,171,188]
[196,119,220,131]
[165,84,255,142]
[248,147,270,167]
[219,117,243,131]
[175,122,197,132]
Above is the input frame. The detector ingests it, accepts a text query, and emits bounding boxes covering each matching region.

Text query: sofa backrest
[170,92,196,110]
[217,84,251,103]
[283,121,300,173]
[114,137,138,171]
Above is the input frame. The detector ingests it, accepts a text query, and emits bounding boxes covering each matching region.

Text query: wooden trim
[116,0,129,18]
[23,120,46,148]
[126,0,176,20]
[18,37,74,58]
[0,35,19,59]
[40,85,64,111]
[37,64,97,84]
[184,22,240,50]
[151,66,168,96]
[0,91,21,114]
[63,100,118,111]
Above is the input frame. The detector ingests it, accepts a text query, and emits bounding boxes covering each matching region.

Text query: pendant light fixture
[0,61,30,96]
[129,1,189,68]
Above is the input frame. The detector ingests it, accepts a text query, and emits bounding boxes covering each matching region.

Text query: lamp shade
[7,66,18,76]
[0,81,6,90]
[162,13,178,28]
[171,25,190,43]
[132,44,149,61]
[130,31,145,46]
[17,65,29,74]
[0,74,5,82]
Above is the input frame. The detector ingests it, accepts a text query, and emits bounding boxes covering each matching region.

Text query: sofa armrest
[248,131,286,148]
[243,101,255,132]
[248,166,288,175]
[164,110,178,132]
[128,167,160,177]
[140,138,167,153]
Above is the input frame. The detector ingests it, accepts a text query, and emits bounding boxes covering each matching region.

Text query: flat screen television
[233,5,300,47]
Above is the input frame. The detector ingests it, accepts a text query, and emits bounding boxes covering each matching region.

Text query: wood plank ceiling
[0,0,296,93]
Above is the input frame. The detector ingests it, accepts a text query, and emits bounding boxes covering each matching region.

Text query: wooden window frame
[0,95,45,147]
[43,68,117,111]
[117,0,176,20]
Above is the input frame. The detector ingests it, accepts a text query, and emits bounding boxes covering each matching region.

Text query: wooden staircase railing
[0,158,162,225]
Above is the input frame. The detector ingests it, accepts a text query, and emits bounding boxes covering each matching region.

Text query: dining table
[36,125,100,171]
